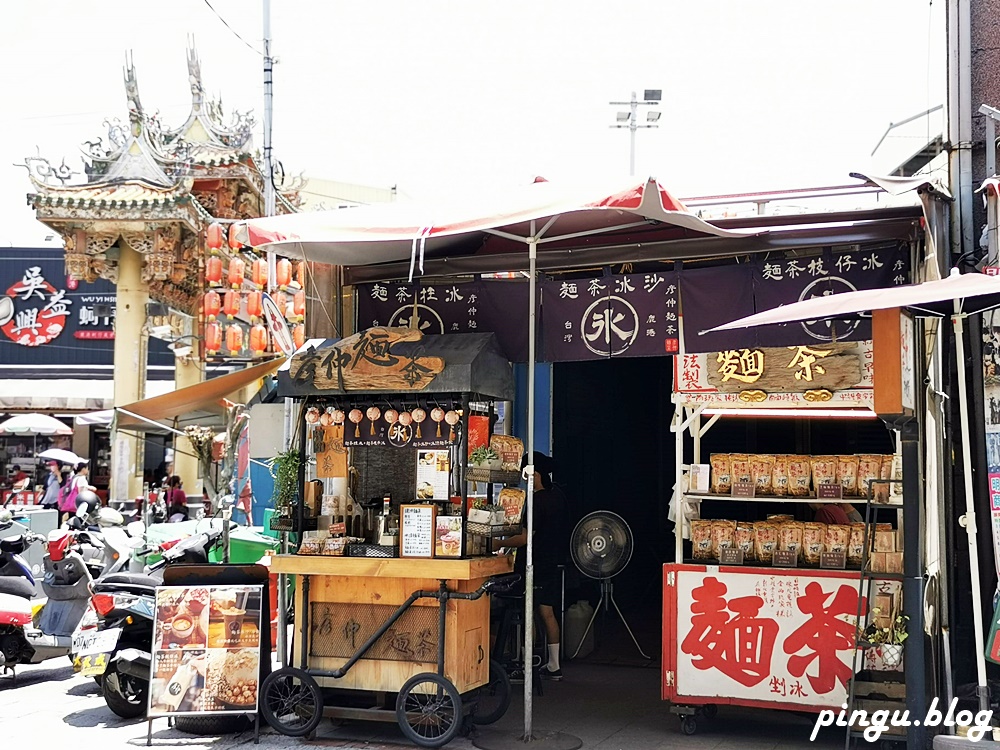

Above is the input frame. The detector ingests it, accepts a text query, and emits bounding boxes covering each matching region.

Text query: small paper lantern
[249,323,268,354]
[206,222,225,251]
[228,257,246,289]
[295,261,306,288]
[204,321,222,354]
[246,290,263,322]
[251,258,268,290]
[292,324,305,349]
[292,289,306,321]
[275,258,292,290]
[273,291,288,318]
[225,324,244,355]
[223,290,241,320]
[202,291,221,321]
[205,256,224,287]
[228,223,242,250]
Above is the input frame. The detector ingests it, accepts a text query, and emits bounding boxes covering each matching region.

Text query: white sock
[547,643,560,672]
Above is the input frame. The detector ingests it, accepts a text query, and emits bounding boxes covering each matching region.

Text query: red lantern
[276,258,292,290]
[202,291,221,321]
[292,289,306,321]
[228,223,242,250]
[204,322,222,354]
[251,258,268,290]
[206,222,225,251]
[292,324,305,349]
[249,323,268,354]
[295,261,306,289]
[223,290,241,320]
[246,290,263,322]
[205,256,223,287]
[273,291,288,318]
[225,324,244,355]
[228,257,246,289]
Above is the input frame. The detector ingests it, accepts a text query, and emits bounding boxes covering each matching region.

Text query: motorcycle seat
[0,576,34,599]
[95,572,162,590]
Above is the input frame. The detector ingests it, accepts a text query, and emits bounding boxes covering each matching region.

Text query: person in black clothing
[502,451,568,680]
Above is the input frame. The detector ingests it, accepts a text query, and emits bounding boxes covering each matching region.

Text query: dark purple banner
[541,271,680,361]
[356,280,531,362]
[681,246,911,353]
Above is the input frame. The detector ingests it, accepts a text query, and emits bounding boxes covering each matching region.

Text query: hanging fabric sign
[541,271,680,361]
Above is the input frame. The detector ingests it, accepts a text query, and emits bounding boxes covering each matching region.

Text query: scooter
[0,506,96,678]
[84,526,223,717]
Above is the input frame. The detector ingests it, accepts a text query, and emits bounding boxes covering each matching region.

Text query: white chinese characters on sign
[1,267,74,347]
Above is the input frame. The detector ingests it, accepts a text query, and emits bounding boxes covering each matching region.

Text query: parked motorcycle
[84,526,224,718]
[0,507,96,678]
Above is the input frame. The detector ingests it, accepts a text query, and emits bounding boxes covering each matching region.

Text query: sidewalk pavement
[1,657,843,749]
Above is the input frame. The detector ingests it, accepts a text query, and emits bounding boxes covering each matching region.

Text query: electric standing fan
[569,510,650,659]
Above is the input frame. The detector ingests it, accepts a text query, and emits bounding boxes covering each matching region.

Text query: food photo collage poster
[147,585,264,716]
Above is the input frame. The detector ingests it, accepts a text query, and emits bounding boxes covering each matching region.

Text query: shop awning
[116,358,284,433]
[0,378,175,412]
[276,332,514,401]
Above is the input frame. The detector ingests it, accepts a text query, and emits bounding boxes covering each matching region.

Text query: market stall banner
[541,271,680,361]
[343,408,461,449]
[356,281,531,362]
[682,246,912,354]
[670,567,868,708]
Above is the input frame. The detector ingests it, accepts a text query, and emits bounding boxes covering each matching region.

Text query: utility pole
[610,89,661,177]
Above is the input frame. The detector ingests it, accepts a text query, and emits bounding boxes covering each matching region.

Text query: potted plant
[270,449,301,517]
[859,608,908,668]
[470,445,502,471]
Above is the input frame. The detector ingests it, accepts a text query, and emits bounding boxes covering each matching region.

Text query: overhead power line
[202,0,263,56]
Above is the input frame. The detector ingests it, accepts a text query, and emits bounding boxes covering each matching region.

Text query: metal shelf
[681,492,883,505]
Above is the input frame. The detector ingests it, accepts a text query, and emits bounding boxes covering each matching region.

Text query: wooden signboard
[707,342,864,393]
[399,504,436,559]
[315,425,348,478]
[872,308,916,417]
[287,327,445,392]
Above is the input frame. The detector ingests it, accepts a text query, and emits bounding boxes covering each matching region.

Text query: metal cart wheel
[680,716,698,736]
[260,666,324,737]
[469,659,511,725]
[396,672,463,748]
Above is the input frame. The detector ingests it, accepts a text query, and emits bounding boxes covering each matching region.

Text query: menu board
[147,585,263,717]
[416,449,451,501]
[400,504,436,558]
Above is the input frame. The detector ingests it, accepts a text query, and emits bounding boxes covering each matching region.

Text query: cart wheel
[260,667,323,737]
[680,716,698,736]
[396,672,463,748]
[702,704,718,719]
[470,659,512,725]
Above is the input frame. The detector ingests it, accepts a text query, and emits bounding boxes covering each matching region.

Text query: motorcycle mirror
[75,502,90,518]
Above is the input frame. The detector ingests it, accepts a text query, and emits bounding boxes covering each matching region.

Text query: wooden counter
[279,553,514,695]
[270,553,513,579]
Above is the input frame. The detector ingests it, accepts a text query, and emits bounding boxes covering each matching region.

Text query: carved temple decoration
[24,43,300,318]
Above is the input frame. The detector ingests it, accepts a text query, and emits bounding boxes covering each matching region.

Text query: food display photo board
[148,585,263,717]
[400,503,437,558]
[416,449,451,501]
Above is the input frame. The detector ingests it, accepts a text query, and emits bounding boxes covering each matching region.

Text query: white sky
[1,0,945,245]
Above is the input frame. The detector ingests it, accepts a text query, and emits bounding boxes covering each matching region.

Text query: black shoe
[508,668,525,684]
[540,667,562,681]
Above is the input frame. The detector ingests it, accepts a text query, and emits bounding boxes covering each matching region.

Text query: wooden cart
[263,553,514,748]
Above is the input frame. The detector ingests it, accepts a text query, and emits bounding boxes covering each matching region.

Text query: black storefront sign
[356,280,531,363]
[681,245,911,354]
[0,248,172,375]
[540,271,680,361]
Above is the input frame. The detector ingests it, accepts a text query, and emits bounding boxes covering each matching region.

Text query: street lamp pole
[610,89,661,177]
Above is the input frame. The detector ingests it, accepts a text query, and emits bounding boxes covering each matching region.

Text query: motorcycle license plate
[72,628,121,676]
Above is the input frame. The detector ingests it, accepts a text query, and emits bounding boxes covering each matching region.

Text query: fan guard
[571,510,634,580]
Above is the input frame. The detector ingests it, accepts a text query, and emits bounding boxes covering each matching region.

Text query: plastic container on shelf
[565,599,595,659]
